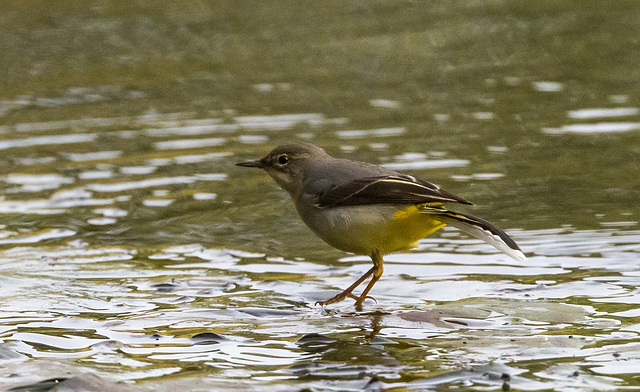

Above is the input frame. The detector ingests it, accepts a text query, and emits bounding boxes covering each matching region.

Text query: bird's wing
[315,175,473,208]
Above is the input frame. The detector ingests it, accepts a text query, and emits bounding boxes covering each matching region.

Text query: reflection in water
[543,122,640,134]
[336,127,406,139]
[0,133,97,150]
[532,81,565,92]
[568,107,640,119]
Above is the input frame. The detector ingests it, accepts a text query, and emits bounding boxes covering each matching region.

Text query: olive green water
[1,1,639,391]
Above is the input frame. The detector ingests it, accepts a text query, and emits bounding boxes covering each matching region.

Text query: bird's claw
[347,293,377,304]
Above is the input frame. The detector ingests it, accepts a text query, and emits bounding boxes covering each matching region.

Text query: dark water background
[0,1,639,390]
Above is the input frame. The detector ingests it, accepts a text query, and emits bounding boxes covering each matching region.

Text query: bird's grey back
[301,156,396,197]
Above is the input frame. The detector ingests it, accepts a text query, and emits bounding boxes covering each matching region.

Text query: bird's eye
[277,155,289,165]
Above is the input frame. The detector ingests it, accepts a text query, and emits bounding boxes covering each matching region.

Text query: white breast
[295,199,399,255]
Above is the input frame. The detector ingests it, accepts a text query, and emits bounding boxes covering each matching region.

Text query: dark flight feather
[418,205,525,259]
[316,175,473,208]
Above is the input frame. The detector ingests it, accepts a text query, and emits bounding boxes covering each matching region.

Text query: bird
[237,142,525,308]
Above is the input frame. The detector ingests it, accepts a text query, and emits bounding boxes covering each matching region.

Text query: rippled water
[1,1,640,391]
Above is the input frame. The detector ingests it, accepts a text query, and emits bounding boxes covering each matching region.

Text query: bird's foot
[350,294,377,304]
[315,291,377,307]
[349,293,377,311]
[315,290,352,307]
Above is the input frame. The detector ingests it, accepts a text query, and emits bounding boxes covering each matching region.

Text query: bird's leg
[316,266,376,306]
[353,250,384,310]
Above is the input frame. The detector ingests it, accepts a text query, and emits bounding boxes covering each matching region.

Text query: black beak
[236,159,264,168]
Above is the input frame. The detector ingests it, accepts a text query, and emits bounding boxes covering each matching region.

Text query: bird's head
[236,142,330,195]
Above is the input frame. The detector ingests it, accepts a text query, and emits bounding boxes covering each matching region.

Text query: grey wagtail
[237,142,525,308]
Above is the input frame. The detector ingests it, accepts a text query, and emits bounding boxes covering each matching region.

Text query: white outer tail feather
[437,215,527,261]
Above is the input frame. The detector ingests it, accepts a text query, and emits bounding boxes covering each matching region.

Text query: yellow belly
[297,203,446,256]
[385,204,446,252]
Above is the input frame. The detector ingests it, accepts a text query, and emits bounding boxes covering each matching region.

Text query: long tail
[425,208,526,260]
